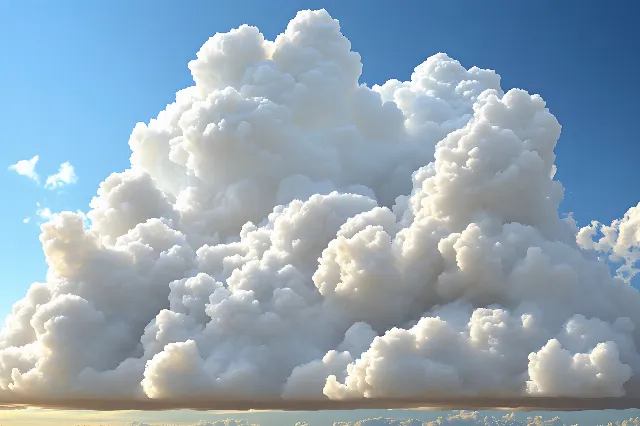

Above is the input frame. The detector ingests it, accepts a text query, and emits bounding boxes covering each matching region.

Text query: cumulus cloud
[8,155,40,183]
[333,412,640,426]
[45,161,78,189]
[578,203,640,283]
[1,8,640,411]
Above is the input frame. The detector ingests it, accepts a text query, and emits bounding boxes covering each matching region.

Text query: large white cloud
[1,8,640,410]
[130,421,257,426]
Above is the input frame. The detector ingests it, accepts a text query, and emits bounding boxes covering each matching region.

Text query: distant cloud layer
[1,8,640,411]
[126,411,640,426]
[130,420,257,426]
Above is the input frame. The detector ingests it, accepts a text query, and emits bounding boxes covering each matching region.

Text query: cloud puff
[35,202,53,221]
[1,8,640,411]
[578,202,640,283]
[8,155,39,183]
[45,161,78,189]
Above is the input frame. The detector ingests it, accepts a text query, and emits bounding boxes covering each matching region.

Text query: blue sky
[0,1,639,423]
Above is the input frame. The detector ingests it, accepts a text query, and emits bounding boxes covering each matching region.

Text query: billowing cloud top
[1,9,640,411]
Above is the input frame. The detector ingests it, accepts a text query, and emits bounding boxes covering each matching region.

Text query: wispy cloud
[45,161,77,190]
[8,157,78,191]
[8,155,40,183]
[35,203,53,221]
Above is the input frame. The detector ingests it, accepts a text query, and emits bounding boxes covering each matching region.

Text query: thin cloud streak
[2,396,640,412]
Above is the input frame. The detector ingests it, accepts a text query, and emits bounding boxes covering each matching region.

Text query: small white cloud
[8,155,40,183]
[35,203,53,221]
[22,217,31,224]
[45,161,78,190]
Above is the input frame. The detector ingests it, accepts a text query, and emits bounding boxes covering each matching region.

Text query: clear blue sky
[0,2,639,422]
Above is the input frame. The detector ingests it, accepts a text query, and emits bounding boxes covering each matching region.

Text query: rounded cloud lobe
[2,9,640,407]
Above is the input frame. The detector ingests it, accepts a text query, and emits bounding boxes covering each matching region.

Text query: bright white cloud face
[44,161,78,189]
[8,155,40,183]
[1,9,640,411]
